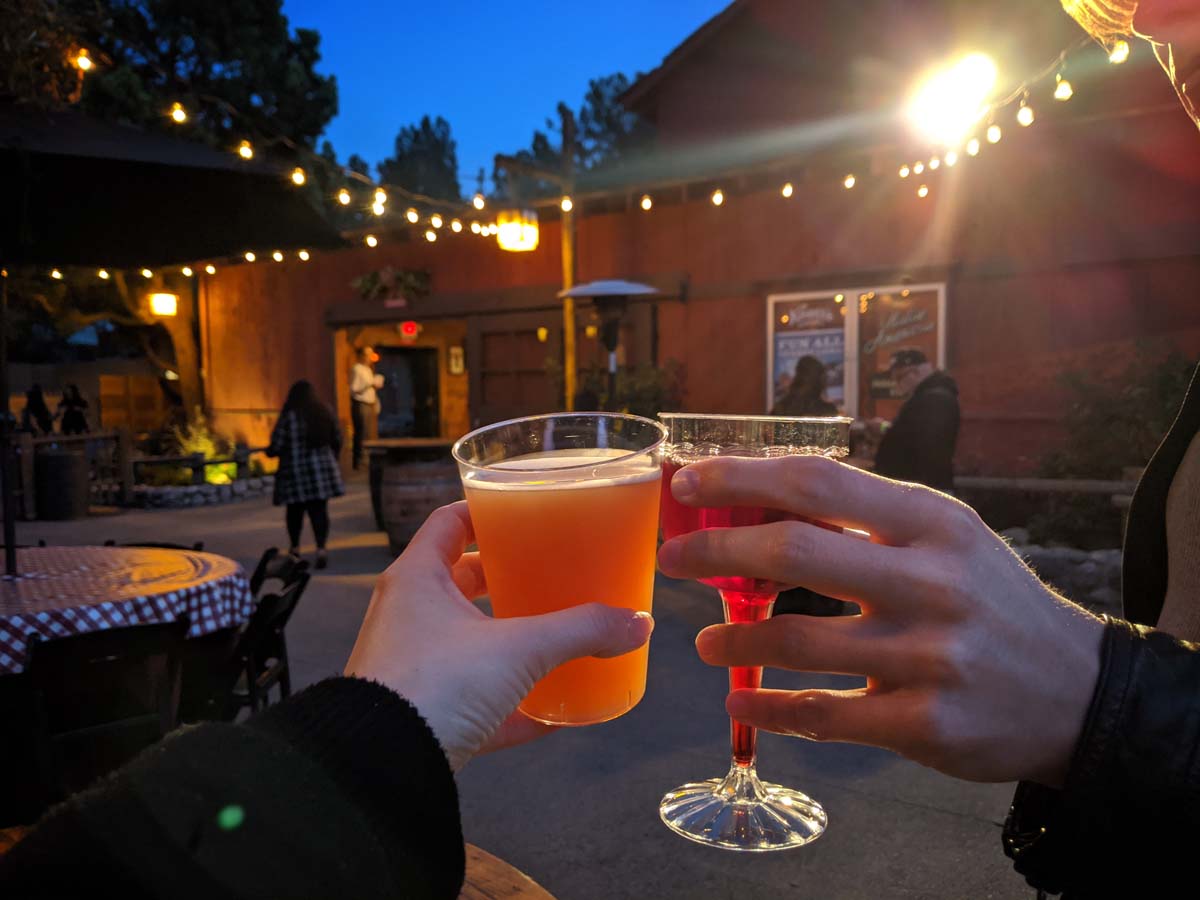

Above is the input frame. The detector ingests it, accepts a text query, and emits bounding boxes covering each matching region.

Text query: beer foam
[462,449,661,490]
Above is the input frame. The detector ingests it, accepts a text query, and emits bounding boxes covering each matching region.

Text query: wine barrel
[380,460,463,554]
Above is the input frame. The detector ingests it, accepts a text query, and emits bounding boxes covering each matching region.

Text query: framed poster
[767,295,845,412]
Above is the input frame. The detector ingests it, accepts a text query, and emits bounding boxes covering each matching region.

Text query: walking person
[20,385,53,436]
[57,385,89,435]
[266,380,344,570]
[350,346,384,470]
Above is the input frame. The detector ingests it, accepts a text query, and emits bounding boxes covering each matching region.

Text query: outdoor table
[460,844,556,900]
[364,438,456,530]
[0,546,254,675]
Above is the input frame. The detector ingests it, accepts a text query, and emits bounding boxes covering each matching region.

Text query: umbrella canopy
[0,100,343,267]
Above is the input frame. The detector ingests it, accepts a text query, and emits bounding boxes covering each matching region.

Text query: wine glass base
[659,765,827,852]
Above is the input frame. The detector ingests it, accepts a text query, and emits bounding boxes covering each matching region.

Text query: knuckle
[920,633,970,688]
[766,521,813,574]
[783,692,831,740]
[781,455,832,507]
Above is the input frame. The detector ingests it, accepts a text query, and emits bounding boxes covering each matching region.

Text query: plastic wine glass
[657,413,852,851]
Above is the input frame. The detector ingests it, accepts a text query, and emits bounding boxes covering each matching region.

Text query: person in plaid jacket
[267,381,345,569]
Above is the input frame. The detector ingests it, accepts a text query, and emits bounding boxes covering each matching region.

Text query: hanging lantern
[496,208,539,252]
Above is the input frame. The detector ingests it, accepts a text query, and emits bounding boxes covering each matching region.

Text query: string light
[1055,73,1074,101]
[560,196,573,212]
[929,156,941,170]
[987,124,1002,143]
[372,200,385,216]
[204,264,217,275]
[141,268,153,278]
[451,219,463,232]
[272,250,284,262]
[405,208,419,223]
[944,150,959,166]
[298,250,310,261]
[425,230,437,242]
[834,293,845,303]
[97,268,110,280]
[843,174,856,189]
[182,266,194,277]
[780,182,793,198]
[917,184,930,198]
[74,49,93,71]
[365,235,378,248]
[470,221,481,234]
[291,167,306,185]
[50,269,63,280]
[913,161,925,175]
[1017,104,1034,127]
[906,52,997,146]
[430,213,443,228]
[237,140,254,160]
[967,137,981,156]
[337,188,352,205]
[472,193,486,210]
[169,102,187,124]
[641,194,654,210]
[899,165,910,178]
[244,251,256,262]
[1109,40,1130,65]
[374,188,387,205]
[711,189,724,206]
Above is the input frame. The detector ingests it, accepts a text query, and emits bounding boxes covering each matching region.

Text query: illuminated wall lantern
[399,320,420,340]
[149,292,179,317]
[536,326,549,343]
[496,208,539,252]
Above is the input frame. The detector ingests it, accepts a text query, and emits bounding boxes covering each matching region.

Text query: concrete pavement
[17,484,1031,899]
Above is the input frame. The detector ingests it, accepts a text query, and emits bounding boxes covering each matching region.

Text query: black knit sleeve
[1003,618,1200,896]
[0,677,464,900]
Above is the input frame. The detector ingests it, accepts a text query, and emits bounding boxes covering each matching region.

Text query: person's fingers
[696,615,911,681]
[658,520,917,610]
[499,604,654,682]
[450,552,487,599]
[670,455,973,546]
[398,502,475,568]
[726,687,917,753]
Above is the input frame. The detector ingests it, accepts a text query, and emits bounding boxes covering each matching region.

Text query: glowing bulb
[1017,104,1034,127]
[372,200,385,216]
[834,293,845,303]
[917,184,930,198]
[472,193,486,210]
[181,266,193,277]
[374,188,387,204]
[169,102,187,124]
[1109,40,1130,65]
[237,140,254,160]
[944,150,958,166]
[913,161,925,175]
[141,268,153,279]
[967,137,981,156]
[641,193,654,209]
[450,219,463,232]
[97,268,110,280]
[1055,77,1073,101]
[50,269,63,280]
[75,49,93,71]
[244,251,256,262]
[987,124,1002,144]
[291,167,306,185]
[425,230,437,242]
[899,165,910,178]
[780,182,793,198]
[365,235,378,248]
[430,214,443,228]
[205,264,217,275]
[149,293,178,317]
[272,250,284,262]
[337,188,351,205]
[560,196,573,212]
[298,250,310,261]
[405,208,419,224]
[470,221,481,234]
[907,52,998,146]
[843,174,856,189]
[711,189,724,206]
[929,156,941,170]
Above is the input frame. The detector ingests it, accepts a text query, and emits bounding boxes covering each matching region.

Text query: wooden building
[197,0,1200,474]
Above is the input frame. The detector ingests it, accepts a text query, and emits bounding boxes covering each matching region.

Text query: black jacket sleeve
[0,677,464,900]
[1003,619,1200,896]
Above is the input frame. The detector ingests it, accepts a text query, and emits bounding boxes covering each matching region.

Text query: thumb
[505,604,654,683]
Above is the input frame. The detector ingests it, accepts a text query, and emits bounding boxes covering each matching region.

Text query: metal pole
[1,273,18,576]
[560,106,577,411]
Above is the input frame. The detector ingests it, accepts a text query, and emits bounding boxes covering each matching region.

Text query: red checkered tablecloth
[0,546,254,675]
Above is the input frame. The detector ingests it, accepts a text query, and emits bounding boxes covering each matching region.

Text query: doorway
[375,346,440,437]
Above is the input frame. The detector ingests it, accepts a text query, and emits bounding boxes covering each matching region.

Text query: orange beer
[457,421,664,725]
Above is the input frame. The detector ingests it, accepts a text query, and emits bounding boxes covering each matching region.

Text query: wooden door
[467,311,562,428]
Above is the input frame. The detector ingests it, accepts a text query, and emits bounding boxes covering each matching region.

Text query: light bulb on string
[899,165,910,178]
[337,188,352,205]
[244,251,256,262]
[780,182,793,198]
[405,208,419,224]
[74,48,93,71]
[472,193,486,210]
[298,250,310,261]
[966,137,981,156]
[141,268,153,279]
[365,235,378,248]
[374,188,387,205]
[913,161,925,175]
[711,189,724,206]
[204,264,217,275]
[1017,102,1034,127]
[560,196,573,212]
[450,219,463,232]
[97,268,110,280]
[272,251,284,262]
[843,174,856,189]
[944,150,958,166]
[237,140,254,160]
[641,194,654,210]
[1109,40,1130,64]
[1054,74,1073,101]
[291,167,306,186]
[470,221,481,234]
[372,200,385,216]
[430,214,443,229]
[169,102,187,124]
[50,269,63,280]
[182,266,193,277]
[987,124,1002,143]
[917,184,930,198]
[425,230,437,242]
[929,156,941,170]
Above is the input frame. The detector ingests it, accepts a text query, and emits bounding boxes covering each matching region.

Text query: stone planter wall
[133,476,274,509]
[1002,527,1122,616]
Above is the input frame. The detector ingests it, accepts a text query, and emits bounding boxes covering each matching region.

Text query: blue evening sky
[282,0,730,191]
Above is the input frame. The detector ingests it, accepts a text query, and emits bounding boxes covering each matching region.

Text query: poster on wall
[856,287,941,421]
[770,297,845,411]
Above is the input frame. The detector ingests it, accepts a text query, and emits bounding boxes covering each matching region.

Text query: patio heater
[558,280,659,410]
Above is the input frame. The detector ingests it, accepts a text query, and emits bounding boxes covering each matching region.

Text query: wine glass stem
[720,591,777,769]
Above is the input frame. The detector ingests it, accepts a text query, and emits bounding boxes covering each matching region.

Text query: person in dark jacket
[871,348,959,491]
[57,384,89,435]
[772,355,838,417]
[0,503,655,898]
[20,385,53,436]
[266,380,345,570]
